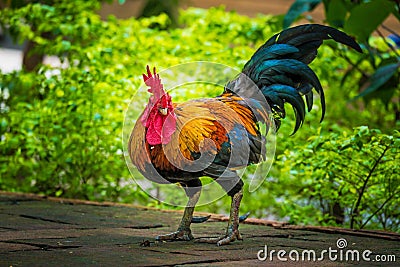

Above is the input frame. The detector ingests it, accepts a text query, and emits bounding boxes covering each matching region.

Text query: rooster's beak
[159,108,168,115]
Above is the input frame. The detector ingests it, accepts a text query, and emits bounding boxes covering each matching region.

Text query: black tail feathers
[226,24,362,134]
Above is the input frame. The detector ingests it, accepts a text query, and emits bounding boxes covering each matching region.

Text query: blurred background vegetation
[0,0,399,232]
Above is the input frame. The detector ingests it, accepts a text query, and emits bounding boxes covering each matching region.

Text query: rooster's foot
[196,228,242,246]
[217,229,243,246]
[156,228,194,241]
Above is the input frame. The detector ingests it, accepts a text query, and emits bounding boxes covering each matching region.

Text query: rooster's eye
[158,107,168,115]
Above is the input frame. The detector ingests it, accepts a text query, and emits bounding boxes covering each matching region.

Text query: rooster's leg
[197,177,244,246]
[156,182,201,241]
[217,188,243,246]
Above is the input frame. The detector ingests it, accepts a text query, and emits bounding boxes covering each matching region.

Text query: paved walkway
[1,192,399,266]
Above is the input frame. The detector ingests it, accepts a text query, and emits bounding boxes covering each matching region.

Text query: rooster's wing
[129,96,269,182]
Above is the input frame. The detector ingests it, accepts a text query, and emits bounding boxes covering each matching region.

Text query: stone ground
[0,192,399,266]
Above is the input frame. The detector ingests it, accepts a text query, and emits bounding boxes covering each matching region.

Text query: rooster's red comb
[143,65,164,99]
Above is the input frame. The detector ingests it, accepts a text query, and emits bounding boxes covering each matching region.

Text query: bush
[0,4,281,200]
[264,127,399,231]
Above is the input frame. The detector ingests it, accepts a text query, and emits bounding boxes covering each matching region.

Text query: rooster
[128,24,361,246]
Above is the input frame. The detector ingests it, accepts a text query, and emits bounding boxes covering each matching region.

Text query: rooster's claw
[156,228,194,241]
[191,215,211,223]
[195,231,242,246]
[217,229,243,246]
[195,227,243,246]
[239,212,250,222]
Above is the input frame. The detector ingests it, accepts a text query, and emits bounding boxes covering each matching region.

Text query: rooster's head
[140,66,176,145]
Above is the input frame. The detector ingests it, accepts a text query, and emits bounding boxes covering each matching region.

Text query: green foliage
[284,0,399,37]
[283,0,321,29]
[275,127,400,231]
[0,0,140,201]
[0,2,398,232]
[241,126,400,233]
[342,0,394,41]
[139,0,180,27]
[353,62,400,102]
[0,4,280,201]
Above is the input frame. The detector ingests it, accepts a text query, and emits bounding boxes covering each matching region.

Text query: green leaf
[118,0,126,4]
[61,40,71,51]
[283,0,322,29]
[344,0,395,41]
[353,63,400,100]
[0,118,8,133]
[326,0,347,28]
